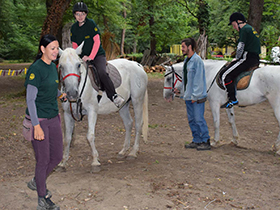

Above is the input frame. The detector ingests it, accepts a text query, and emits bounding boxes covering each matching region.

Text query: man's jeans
[185,100,210,143]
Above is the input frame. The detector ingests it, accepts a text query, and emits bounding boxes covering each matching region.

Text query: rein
[207,75,216,93]
[164,65,182,95]
[61,62,89,122]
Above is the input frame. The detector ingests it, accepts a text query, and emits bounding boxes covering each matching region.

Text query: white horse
[58,44,148,172]
[163,60,280,155]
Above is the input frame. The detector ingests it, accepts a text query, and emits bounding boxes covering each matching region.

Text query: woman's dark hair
[34,34,58,62]
[181,38,197,51]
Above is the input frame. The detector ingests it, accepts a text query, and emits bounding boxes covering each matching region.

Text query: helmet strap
[236,20,245,31]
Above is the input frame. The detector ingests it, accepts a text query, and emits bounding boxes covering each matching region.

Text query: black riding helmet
[73,2,88,14]
[228,12,246,25]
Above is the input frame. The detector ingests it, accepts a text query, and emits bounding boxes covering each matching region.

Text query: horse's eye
[78,64,81,68]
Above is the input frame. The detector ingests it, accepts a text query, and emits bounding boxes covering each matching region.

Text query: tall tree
[120,2,127,55]
[41,0,72,40]
[247,0,264,33]
[175,0,210,58]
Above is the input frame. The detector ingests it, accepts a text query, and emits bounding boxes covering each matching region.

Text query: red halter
[62,73,81,81]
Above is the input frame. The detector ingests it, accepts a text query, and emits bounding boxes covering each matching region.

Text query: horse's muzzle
[66,90,79,102]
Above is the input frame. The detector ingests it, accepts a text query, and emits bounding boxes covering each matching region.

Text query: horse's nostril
[66,90,79,100]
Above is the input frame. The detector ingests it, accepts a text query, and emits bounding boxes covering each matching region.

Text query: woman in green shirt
[25,34,65,210]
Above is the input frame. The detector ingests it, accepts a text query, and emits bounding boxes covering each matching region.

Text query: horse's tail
[142,89,148,143]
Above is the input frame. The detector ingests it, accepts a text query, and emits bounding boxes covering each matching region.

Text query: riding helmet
[228,12,246,25]
[73,2,88,14]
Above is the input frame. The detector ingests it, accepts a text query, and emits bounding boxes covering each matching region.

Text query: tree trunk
[120,4,127,55]
[247,0,264,33]
[41,0,72,41]
[62,22,72,49]
[197,31,207,59]
[133,36,137,54]
[149,14,156,56]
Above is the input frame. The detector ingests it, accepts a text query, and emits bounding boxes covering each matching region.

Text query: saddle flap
[88,62,122,92]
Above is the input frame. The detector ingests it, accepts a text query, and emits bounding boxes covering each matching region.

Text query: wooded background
[0,0,279,64]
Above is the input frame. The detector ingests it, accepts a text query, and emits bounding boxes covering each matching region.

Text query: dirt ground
[0,64,280,210]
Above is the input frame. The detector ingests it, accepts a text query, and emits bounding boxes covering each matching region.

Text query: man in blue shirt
[175,38,211,150]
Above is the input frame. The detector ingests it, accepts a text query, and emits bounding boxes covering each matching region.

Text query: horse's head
[58,42,84,102]
[163,63,183,102]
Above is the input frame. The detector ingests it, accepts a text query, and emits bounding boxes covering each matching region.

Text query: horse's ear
[76,42,84,55]
[59,48,64,56]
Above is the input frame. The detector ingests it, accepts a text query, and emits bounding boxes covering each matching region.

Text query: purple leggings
[31,115,63,197]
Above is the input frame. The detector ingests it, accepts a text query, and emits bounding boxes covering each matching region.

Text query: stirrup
[113,94,125,108]
[221,100,238,109]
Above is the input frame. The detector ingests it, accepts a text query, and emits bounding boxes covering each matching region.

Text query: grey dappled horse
[58,44,148,172]
[163,60,280,155]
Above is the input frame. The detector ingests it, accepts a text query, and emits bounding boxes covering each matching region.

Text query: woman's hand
[34,124,44,141]
[82,56,91,62]
[59,93,67,102]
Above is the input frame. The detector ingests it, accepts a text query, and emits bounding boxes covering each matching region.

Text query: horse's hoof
[229,142,238,147]
[126,155,136,160]
[55,166,66,172]
[210,141,218,147]
[117,154,126,160]
[91,165,101,173]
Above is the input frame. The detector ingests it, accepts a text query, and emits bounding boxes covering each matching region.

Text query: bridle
[164,65,182,95]
[60,62,89,122]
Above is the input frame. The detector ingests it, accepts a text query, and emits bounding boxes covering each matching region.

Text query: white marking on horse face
[163,66,173,100]
[59,48,83,100]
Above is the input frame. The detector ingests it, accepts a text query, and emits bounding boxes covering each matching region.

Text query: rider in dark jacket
[71,2,124,108]
[221,12,261,108]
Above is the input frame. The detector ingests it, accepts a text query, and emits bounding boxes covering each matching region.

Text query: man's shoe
[113,94,125,108]
[185,142,200,149]
[220,100,238,109]
[37,195,60,210]
[196,139,211,151]
[27,177,52,198]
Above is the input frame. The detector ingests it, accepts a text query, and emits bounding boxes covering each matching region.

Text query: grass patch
[4,90,26,100]
[148,124,159,129]
[147,72,164,79]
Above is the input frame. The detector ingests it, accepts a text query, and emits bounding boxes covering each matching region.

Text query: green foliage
[1,0,280,61]
[260,0,280,55]
[0,0,46,61]
[208,0,250,48]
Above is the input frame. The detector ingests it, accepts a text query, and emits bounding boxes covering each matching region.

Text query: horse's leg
[118,102,133,159]
[87,110,100,173]
[209,100,221,146]
[226,107,239,145]
[127,98,145,159]
[268,97,280,155]
[57,110,75,171]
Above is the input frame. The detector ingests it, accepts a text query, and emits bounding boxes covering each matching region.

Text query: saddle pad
[235,70,254,90]
[88,63,122,92]
[215,63,258,91]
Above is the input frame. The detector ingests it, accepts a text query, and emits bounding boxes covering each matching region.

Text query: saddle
[87,62,122,92]
[216,62,259,90]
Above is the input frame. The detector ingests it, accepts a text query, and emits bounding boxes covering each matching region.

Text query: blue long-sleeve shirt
[179,53,207,101]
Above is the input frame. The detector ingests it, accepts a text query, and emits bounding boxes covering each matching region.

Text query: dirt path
[0,75,280,210]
